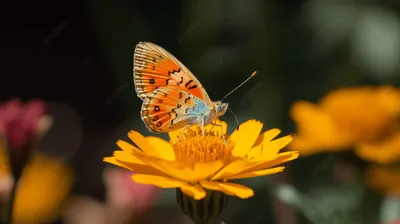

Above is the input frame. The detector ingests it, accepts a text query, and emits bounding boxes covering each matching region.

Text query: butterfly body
[134,42,228,133]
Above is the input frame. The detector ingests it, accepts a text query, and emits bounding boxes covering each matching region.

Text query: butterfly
[133,42,256,135]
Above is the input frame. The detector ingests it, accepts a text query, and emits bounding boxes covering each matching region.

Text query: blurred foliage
[273,183,366,224]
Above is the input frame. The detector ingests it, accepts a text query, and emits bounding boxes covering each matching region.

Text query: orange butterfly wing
[140,87,207,132]
[133,42,212,105]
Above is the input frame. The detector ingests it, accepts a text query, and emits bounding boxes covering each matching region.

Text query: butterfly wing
[133,42,212,105]
[140,87,209,133]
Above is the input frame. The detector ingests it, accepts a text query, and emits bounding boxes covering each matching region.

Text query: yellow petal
[103,157,134,171]
[248,135,292,160]
[146,136,175,161]
[120,161,168,177]
[131,151,203,182]
[156,160,198,182]
[132,174,184,188]
[130,150,174,177]
[180,183,206,200]
[113,150,144,164]
[116,140,135,153]
[231,120,263,158]
[252,128,281,148]
[113,150,171,177]
[247,144,263,159]
[262,135,293,159]
[128,131,162,158]
[218,182,254,198]
[211,159,250,181]
[194,161,224,180]
[200,180,254,198]
[227,166,285,180]
[243,151,299,174]
[199,180,234,196]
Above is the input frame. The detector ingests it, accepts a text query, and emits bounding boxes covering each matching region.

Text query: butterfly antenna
[221,71,257,102]
[227,107,240,131]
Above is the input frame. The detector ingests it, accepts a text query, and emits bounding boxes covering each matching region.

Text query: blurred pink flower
[63,167,160,224]
[104,167,159,215]
[0,99,47,150]
[0,99,50,178]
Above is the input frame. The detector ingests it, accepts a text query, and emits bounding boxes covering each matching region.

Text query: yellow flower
[104,120,298,200]
[0,146,74,224]
[289,101,354,155]
[356,131,400,164]
[290,86,400,163]
[366,165,400,197]
[320,86,400,141]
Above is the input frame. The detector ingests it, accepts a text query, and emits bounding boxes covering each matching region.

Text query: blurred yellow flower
[104,120,298,200]
[290,86,400,163]
[356,132,400,164]
[0,146,74,224]
[366,165,400,197]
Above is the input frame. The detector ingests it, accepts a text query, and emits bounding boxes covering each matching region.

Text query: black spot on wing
[188,85,197,90]
[167,68,181,76]
[184,96,190,103]
[185,80,193,87]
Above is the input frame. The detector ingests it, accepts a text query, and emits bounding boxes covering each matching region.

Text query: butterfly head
[213,101,229,116]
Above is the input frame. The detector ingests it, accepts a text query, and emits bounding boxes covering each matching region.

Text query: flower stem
[5,180,17,224]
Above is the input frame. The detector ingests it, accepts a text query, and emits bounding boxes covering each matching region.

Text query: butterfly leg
[174,125,191,146]
[201,117,205,137]
[210,122,227,144]
[210,122,224,135]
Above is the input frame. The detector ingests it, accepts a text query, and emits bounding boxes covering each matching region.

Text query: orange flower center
[172,128,234,169]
